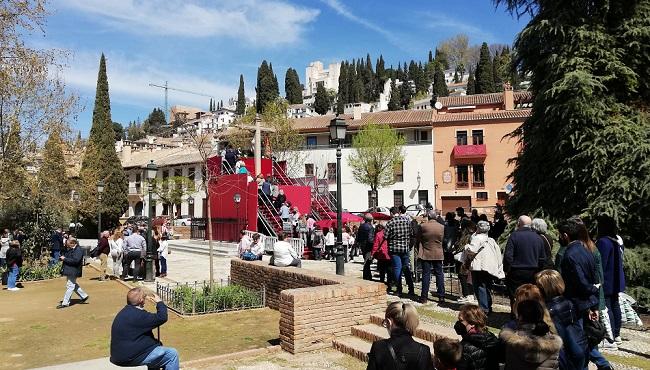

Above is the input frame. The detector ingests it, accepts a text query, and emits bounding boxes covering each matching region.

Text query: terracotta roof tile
[437,91,532,108]
[292,110,434,132]
[431,109,531,123]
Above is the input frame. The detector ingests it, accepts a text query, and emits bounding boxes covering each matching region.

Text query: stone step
[332,335,371,363]
[168,244,236,257]
[351,323,434,351]
[369,313,459,343]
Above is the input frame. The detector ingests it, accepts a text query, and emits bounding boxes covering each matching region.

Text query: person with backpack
[455,304,500,370]
[367,302,433,370]
[311,226,324,261]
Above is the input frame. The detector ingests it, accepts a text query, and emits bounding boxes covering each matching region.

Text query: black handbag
[584,317,606,348]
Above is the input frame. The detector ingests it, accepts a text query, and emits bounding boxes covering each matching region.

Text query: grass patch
[605,353,650,369]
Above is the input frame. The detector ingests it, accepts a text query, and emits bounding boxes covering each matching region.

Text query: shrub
[167,283,263,314]
[0,255,62,282]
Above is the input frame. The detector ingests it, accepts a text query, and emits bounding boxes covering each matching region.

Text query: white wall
[287,129,434,212]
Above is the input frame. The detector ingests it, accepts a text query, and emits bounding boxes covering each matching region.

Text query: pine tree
[337,63,348,114]
[495,0,650,243]
[236,74,246,115]
[428,50,434,63]
[492,54,503,92]
[79,54,128,229]
[433,64,449,97]
[313,84,330,115]
[284,68,303,104]
[142,108,166,135]
[399,80,412,109]
[376,55,386,83]
[466,70,476,95]
[388,79,401,111]
[364,54,376,101]
[220,100,223,109]
[38,129,70,221]
[475,42,495,93]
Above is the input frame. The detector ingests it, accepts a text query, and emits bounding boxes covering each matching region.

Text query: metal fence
[156,279,266,316]
[243,230,305,257]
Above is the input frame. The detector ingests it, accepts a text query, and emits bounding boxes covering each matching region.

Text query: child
[434,337,462,370]
[157,233,169,278]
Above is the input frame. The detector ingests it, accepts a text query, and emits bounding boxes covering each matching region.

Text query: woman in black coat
[456,304,500,370]
[367,302,433,370]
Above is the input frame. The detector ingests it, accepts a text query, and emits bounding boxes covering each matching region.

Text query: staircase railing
[271,161,335,220]
[258,191,282,235]
[222,159,236,175]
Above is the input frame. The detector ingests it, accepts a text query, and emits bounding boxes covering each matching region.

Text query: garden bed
[157,279,265,316]
[1,260,62,284]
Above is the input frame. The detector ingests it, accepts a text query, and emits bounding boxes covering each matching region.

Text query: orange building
[432,86,532,215]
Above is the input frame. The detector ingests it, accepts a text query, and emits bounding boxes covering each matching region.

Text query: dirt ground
[0,268,279,370]
[187,349,366,370]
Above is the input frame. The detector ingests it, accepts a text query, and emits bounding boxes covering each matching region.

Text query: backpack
[385,341,424,370]
[312,233,322,248]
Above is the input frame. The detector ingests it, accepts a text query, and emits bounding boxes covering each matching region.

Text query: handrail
[271,161,336,218]
[257,210,277,238]
[243,229,304,258]
[222,159,236,174]
[258,191,282,234]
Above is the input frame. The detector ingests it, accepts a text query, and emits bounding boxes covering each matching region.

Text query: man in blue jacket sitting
[110,287,179,369]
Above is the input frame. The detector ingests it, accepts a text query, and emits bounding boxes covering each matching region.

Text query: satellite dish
[505,183,513,194]
[434,101,443,110]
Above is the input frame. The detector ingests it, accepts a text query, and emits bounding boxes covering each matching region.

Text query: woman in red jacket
[371,224,391,290]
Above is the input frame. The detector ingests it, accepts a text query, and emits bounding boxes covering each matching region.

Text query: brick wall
[231,260,386,353]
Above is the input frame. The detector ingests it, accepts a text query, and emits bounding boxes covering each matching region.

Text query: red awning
[452,144,487,158]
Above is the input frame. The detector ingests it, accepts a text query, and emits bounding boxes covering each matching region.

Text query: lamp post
[329,115,347,276]
[145,160,158,282]
[73,192,80,236]
[233,193,241,235]
[96,180,105,240]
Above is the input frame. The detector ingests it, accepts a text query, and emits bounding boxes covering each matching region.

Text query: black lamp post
[96,180,105,239]
[233,193,241,234]
[72,192,80,236]
[145,160,158,282]
[329,115,347,275]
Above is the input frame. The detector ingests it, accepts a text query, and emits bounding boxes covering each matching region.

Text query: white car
[405,204,426,218]
[174,215,192,226]
[365,206,392,216]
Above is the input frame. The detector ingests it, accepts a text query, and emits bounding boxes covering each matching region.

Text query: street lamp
[145,160,158,282]
[73,192,80,236]
[329,115,347,276]
[96,180,105,239]
[233,193,241,234]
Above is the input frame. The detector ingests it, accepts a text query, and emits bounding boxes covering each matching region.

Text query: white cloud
[62,51,237,112]
[56,0,320,47]
[422,13,496,43]
[320,0,402,46]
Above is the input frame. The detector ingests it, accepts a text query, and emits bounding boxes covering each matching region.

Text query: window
[188,167,196,183]
[188,201,195,218]
[305,163,314,177]
[418,130,429,143]
[162,203,169,216]
[306,136,317,148]
[161,169,169,189]
[316,81,325,88]
[457,165,469,186]
[472,129,484,145]
[418,190,429,205]
[456,130,468,145]
[327,163,337,182]
[135,173,142,193]
[477,192,488,200]
[393,161,404,182]
[174,168,182,178]
[393,190,404,207]
[472,164,485,186]
[150,201,156,217]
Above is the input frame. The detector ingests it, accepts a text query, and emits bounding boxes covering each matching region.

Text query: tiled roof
[431,109,531,123]
[292,109,434,132]
[121,147,216,169]
[437,91,532,108]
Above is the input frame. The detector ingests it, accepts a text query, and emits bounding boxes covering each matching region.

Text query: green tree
[127,121,145,141]
[255,60,278,113]
[337,62,348,114]
[466,70,476,95]
[399,80,412,109]
[112,121,124,141]
[37,129,70,224]
[236,74,246,115]
[284,68,302,104]
[495,0,650,243]
[347,123,405,206]
[388,79,401,111]
[313,84,330,115]
[149,176,196,226]
[475,42,495,93]
[492,54,504,92]
[142,108,166,135]
[78,54,128,230]
[435,48,450,70]
[432,64,449,97]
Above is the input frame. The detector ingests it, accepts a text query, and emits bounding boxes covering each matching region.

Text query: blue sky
[37,0,528,136]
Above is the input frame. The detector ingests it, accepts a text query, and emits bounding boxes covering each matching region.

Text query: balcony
[472,181,485,188]
[452,144,487,159]
[456,181,469,189]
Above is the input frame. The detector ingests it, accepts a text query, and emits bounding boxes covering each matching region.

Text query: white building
[287,104,315,119]
[176,109,236,136]
[288,110,435,212]
[119,145,212,220]
[304,61,341,98]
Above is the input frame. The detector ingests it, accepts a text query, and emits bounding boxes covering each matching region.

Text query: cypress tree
[466,70,476,95]
[433,64,449,97]
[313,84,330,115]
[495,0,650,243]
[399,80,411,109]
[284,68,302,104]
[256,60,279,113]
[435,48,449,69]
[337,62,348,114]
[475,43,495,93]
[428,50,434,63]
[388,79,401,111]
[236,74,246,115]
[79,54,128,229]
[376,55,386,82]
[492,54,503,92]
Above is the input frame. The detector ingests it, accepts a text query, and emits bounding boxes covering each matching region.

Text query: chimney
[353,103,362,120]
[503,82,514,110]
[122,145,132,162]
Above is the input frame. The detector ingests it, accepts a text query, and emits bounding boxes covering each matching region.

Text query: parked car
[405,204,426,218]
[125,215,149,225]
[365,206,392,216]
[174,215,192,226]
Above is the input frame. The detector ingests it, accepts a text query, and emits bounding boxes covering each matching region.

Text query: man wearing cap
[357,213,375,280]
[417,211,446,304]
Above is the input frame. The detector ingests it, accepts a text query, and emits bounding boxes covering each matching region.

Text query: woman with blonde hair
[109,229,124,278]
[367,302,433,370]
[536,269,587,370]
[504,283,556,334]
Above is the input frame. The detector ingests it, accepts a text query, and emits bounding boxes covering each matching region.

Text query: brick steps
[333,313,460,363]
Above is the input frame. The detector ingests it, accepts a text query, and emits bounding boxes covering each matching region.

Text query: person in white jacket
[271,233,301,267]
[157,234,169,278]
[109,230,124,278]
[464,220,504,315]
